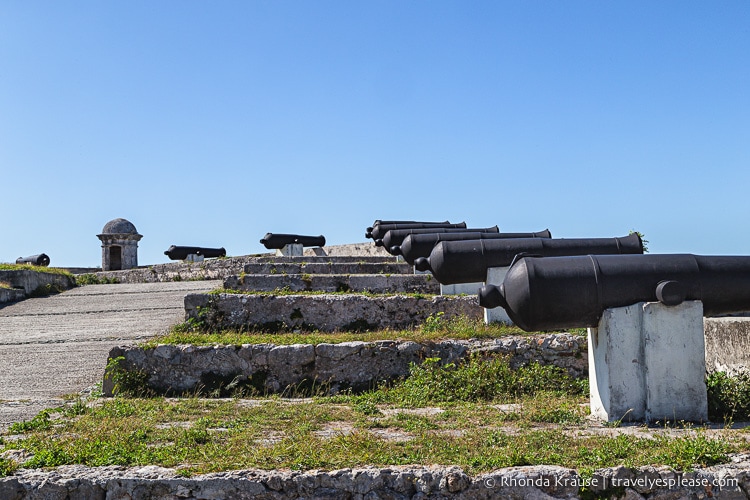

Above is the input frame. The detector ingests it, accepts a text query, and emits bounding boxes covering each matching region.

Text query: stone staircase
[184,254,477,332]
[98,248,499,397]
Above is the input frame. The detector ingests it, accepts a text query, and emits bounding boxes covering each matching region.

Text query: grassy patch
[347,355,587,407]
[76,274,119,285]
[0,281,11,289]
[147,315,535,347]
[0,264,73,277]
[1,396,740,478]
[707,370,750,422]
[28,283,68,297]
[3,361,747,478]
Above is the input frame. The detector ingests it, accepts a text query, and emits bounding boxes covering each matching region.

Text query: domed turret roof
[101,218,139,235]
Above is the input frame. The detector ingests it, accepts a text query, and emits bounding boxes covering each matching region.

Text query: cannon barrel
[366,220,450,237]
[15,254,50,267]
[369,222,466,241]
[164,246,226,260]
[376,226,500,250]
[395,229,552,263]
[259,233,326,250]
[414,233,643,285]
[479,253,750,331]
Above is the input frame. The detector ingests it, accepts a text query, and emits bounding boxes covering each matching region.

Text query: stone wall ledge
[83,252,402,284]
[224,272,439,294]
[3,457,750,499]
[0,287,26,304]
[103,333,587,396]
[0,270,76,299]
[185,293,484,332]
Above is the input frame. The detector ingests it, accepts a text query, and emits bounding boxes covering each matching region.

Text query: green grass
[3,359,748,479]
[707,370,750,422]
[147,315,537,347]
[0,264,74,277]
[344,355,588,407]
[1,396,739,479]
[75,274,119,285]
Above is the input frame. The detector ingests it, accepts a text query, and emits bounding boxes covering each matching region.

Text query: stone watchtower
[97,218,143,271]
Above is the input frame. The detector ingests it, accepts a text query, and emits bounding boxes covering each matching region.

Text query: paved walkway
[0,281,220,430]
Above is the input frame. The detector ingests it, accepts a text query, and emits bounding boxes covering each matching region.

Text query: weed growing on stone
[104,357,153,397]
[347,355,587,407]
[0,264,74,277]
[29,283,67,297]
[76,274,119,285]
[706,370,750,422]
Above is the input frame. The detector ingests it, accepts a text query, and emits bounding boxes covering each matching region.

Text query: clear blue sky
[2,1,748,267]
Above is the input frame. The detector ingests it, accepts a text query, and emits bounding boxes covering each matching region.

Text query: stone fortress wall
[6,238,750,498]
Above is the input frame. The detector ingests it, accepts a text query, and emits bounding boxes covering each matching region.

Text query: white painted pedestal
[185,254,204,263]
[588,301,707,423]
[484,266,512,325]
[276,243,304,257]
[440,282,483,295]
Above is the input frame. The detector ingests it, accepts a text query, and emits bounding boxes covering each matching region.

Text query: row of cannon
[14,233,327,267]
[366,219,750,332]
[165,233,327,260]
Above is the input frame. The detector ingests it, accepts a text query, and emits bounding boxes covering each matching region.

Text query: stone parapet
[3,457,750,499]
[80,255,406,284]
[102,333,587,396]
[184,293,482,332]
[0,287,26,304]
[704,316,750,376]
[242,261,412,275]
[303,242,391,257]
[224,273,439,294]
[0,270,76,296]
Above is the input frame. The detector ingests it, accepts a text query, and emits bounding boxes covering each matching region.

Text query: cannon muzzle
[15,254,50,267]
[396,229,552,264]
[164,246,226,260]
[480,254,750,331]
[260,233,326,250]
[414,257,432,273]
[423,233,643,285]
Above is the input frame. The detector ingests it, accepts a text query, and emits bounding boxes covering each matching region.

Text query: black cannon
[164,246,226,260]
[15,254,50,267]
[414,233,643,285]
[394,230,552,264]
[367,219,437,232]
[368,221,467,241]
[259,233,326,250]
[479,253,750,332]
[366,220,453,239]
[376,226,500,250]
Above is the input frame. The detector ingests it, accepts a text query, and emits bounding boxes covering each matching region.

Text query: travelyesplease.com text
[483,474,738,491]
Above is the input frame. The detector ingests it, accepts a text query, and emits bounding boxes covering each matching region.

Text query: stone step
[224,273,439,294]
[242,262,412,275]
[252,255,399,264]
[105,333,587,396]
[185,293,481,332]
